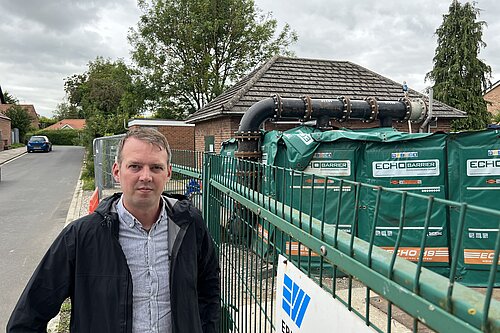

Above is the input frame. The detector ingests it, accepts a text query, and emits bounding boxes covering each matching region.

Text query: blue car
[27,135,52,153]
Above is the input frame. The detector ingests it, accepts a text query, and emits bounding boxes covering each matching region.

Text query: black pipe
[238,96,419,132]
[235,95,426,159]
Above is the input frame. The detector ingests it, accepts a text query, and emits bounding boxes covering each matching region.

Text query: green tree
[5,105,33,140]
[64,57,145,121]
[128,0,297,118]
[64,57,146,184]
[53,101,83,121]
[2,90,19,104]
[426,1,491,131]
[64,57,147,141]
[39,116,57,129]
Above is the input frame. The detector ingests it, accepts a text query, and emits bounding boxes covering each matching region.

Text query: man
[7,127,220,332]
[402,81,409,97]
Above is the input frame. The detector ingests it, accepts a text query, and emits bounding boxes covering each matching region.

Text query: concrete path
[0,147,26,165]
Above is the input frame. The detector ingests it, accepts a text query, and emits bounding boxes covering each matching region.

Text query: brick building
[187,56,466,153]
[484,80,500,116]
[0,113,11,150]
[0,104,40,130]
[0,86,11,149]
[127,118,195,151]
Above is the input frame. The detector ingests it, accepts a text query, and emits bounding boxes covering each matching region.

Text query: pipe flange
[235,170,261,177]
[338,96,351,122]
[363,97,378,123]
[273,94,283,119]
[234,131,261,140]
[411,98,427,123]
[301,95,313,122]
[234,151,262,159]
[397,97,412,122]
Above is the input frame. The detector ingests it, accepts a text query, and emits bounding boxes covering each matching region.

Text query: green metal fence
[168,150,500,333]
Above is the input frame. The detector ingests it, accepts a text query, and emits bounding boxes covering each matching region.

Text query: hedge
[25,129,84,146]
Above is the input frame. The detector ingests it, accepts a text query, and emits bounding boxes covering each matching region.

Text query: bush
[25,129,84,146]
[81,175,95,191]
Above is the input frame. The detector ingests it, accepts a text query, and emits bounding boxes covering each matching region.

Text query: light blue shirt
[117,197,171,333]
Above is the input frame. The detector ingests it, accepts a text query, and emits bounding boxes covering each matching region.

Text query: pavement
[0,147,27,182]
[0,147,27,165]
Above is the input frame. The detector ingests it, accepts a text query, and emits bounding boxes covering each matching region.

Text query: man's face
[112,137,172,214]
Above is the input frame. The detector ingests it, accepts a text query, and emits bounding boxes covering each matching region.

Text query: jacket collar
[95,192,194,229]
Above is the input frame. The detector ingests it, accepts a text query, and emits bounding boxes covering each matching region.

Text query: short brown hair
[117,127,171,164]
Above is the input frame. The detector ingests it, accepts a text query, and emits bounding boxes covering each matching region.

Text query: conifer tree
[426,1,491,130]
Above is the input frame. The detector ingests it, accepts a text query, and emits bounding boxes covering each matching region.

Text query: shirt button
[129,223,134,228]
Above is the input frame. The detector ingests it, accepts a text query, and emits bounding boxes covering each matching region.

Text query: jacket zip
[102,213,133,333]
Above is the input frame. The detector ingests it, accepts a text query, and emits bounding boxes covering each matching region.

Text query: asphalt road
[0,146,85,329]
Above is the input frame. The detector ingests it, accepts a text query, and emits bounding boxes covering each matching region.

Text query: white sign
[467,159,500,176]
[304,160,351,177]
[372,159,440,177]
[276,255,374,332]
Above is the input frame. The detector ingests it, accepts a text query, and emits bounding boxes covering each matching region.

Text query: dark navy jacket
[7,193,220,333]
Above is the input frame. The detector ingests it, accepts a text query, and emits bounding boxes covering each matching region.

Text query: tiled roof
[45,119,86,130]
[0,104,40,128]
[187,56,466,123]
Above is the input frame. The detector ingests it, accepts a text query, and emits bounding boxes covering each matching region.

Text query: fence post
[202,152,209,223]
[93,138,103,200]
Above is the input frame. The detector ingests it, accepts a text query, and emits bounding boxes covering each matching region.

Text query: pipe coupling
[272,94,283,119]
[363,97,379,123]
[398,97,412,122]
[338,96,351,122]
[234,151,262,159]
[301,95,313,122]
[234,131,261,140]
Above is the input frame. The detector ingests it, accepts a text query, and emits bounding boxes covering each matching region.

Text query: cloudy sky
[0,0,499,118]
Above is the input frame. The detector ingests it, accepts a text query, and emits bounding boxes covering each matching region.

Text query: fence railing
[167,150,500,333]
[93,134,125,199]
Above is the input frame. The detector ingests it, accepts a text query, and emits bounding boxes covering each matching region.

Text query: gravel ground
[78,190,93,217]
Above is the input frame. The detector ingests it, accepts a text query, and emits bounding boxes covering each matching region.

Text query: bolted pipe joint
[236,95,428,159]
[234,130,262,161]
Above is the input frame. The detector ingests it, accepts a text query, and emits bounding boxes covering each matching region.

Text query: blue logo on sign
[282,274,311,328]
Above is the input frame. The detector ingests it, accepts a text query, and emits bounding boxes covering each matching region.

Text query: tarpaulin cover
[447,129,500,286]
[259,126,440,267]
[356,132,449,271]
[227,126,498,285]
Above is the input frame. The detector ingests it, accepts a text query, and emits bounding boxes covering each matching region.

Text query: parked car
[27,135,52,153]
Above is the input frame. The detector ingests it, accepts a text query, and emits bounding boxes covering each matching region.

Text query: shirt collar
[116,196,167,229]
